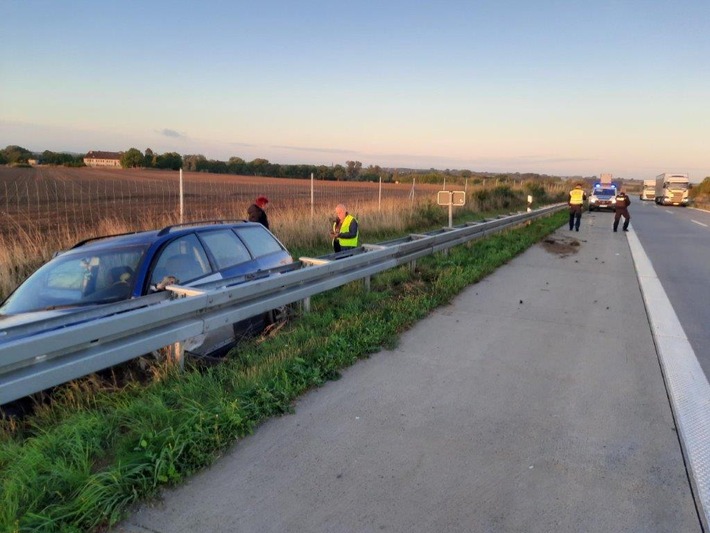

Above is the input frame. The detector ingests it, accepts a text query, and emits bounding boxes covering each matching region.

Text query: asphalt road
[115,214,701,533]
[627,202,710,377]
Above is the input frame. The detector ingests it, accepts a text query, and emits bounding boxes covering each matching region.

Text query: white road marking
[691,220,708,227]
[664,210,674,214]
[627,230,710,529]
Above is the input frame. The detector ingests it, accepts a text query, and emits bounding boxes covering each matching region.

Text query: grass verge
[0,210,566,532]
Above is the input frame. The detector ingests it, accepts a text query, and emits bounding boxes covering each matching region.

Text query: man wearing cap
[568,183,587,232]
[247,196,269,229]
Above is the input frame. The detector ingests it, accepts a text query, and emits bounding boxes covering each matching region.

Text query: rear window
[199,229,252,269]
[236,226,284,258]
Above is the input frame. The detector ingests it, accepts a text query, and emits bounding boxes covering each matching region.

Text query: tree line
[1,144,581,185]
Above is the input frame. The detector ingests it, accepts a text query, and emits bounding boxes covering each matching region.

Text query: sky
[1,0,709,181]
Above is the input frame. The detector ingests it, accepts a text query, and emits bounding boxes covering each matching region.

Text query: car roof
[66,220,256,253]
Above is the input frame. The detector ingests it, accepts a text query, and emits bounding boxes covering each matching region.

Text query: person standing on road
[613,189,631,232]
[247,196,270,229]
[568,183,587,232]
[330,204,359,253]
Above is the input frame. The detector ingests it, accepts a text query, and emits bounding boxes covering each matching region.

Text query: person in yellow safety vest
[568,183,587,232]
[330,203,359,253]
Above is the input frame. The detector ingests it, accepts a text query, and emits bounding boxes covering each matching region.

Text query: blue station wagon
[0,221,293,356]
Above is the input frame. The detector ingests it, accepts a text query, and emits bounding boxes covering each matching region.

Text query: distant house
[84,150,122,168]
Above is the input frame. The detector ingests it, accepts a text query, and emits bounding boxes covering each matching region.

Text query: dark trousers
[333,240,356,253]
[569,205,582,231]
[613,208,630,231]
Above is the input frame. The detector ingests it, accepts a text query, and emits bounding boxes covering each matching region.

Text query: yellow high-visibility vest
[569,189,585,204]
[333,214,359,247]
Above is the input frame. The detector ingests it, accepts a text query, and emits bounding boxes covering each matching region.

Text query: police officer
[568,183,587,232]
[330,204,359,252]
[613,189,631,232]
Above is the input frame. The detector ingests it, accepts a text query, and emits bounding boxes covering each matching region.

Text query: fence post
[409,178,416,211]
[179,168,184,223]
[310,172,314,221]
[378,176,382,212]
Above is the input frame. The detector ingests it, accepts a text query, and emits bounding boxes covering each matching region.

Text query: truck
[588,178,618,212]
[640,179,655,201]
[600,173,613,186]
[655,173,690,206]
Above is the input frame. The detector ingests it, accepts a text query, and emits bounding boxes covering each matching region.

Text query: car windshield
[668,182,688,190]
[594,188,616,196]
[0,246,146,314]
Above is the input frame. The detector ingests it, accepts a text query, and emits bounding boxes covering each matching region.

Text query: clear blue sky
[2,0,708,181]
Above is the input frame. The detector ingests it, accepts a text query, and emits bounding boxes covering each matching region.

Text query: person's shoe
[623,228,629,232]
[575,228,579,232]
[613,229,617,232]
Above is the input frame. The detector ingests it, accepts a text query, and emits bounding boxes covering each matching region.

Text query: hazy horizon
[2,1,708,182]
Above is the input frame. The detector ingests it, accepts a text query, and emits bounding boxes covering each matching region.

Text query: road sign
[437,191,452,206]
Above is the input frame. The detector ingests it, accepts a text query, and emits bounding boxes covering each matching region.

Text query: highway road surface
[629,202,710,377]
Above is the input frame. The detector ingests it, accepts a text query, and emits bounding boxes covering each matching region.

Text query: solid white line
[627,228,710,531]
[691,220,708,227]
[664,210,674,214]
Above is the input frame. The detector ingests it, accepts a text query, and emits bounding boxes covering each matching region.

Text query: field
[0,166,443,237]
[4,166,518,299]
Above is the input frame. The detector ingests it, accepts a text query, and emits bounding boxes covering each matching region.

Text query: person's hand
[156,275,178,290]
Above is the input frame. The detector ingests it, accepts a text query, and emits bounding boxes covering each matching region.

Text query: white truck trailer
[655,173,690,206]
[640,179,655,201]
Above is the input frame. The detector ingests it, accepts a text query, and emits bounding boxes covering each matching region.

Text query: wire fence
[0,166,568,237]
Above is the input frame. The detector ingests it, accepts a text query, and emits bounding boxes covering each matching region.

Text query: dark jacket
[614,193,630,210]
[247,204,269,229]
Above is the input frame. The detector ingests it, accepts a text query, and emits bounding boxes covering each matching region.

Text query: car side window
[198,229,252,269]
[236,226,284,258]
[151,234,211,285]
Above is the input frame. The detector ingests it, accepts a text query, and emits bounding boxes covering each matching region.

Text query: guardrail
[0,204,564,404]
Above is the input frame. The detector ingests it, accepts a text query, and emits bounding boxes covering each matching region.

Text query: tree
[1,145,33,165]
[120,148,144,168]
[333,164,346,181]
[345,160,362,180]
[248,158,270,176]
[144,148,156,168]
[155,152,182,170]
[227,156,246,175]
[183,154,208,172]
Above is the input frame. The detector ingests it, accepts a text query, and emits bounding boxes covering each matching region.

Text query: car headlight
[590,197,597,203]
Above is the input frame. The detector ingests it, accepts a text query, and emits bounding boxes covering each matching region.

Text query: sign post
[437,190,466,228]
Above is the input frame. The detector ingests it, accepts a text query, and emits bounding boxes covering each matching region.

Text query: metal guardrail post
[167,341,185,371]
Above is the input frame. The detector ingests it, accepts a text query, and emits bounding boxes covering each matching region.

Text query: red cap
[255,196,269,207]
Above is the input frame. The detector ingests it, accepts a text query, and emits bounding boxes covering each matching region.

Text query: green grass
[0,210,566,533]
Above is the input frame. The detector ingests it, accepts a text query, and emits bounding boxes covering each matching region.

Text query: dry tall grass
[0,197,441,301]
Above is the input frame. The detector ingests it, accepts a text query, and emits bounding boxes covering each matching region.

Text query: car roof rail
[157,220,249,236]
[69,231,144,249]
